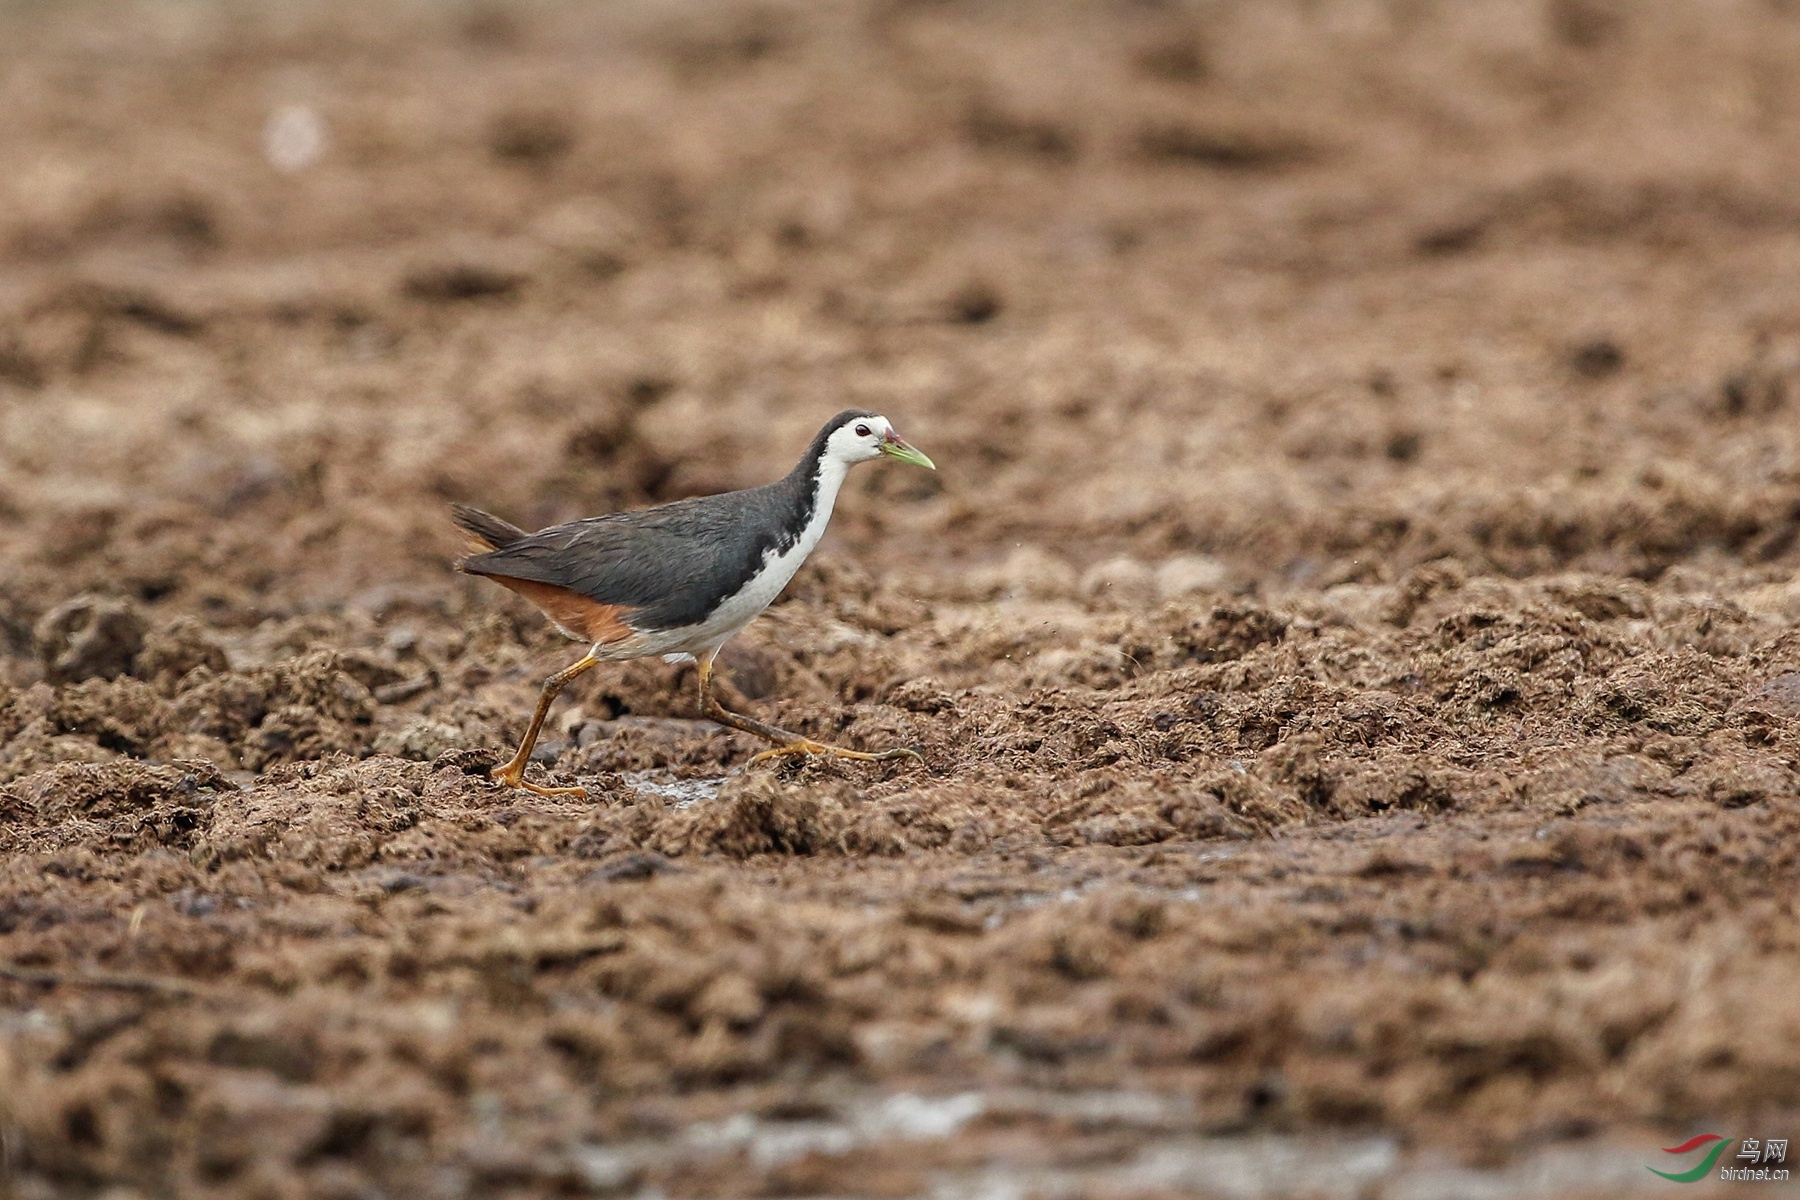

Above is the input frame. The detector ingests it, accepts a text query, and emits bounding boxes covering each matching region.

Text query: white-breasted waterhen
[452,410,937,798]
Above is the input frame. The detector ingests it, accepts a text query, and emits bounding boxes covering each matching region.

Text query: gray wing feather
[450,503,529,550]
[457,483,801,631]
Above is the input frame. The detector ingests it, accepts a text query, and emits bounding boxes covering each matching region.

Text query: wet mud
[3,1,1800,1196]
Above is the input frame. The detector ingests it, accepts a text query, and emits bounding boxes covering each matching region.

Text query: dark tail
[450,503,529,556]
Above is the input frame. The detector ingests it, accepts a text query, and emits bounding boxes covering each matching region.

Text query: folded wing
[454,491,784,634]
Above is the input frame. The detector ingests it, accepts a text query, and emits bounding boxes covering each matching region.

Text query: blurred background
[4,0,1800,633]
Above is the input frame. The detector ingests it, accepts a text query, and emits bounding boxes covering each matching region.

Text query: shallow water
[620,770,728,809]
[569,1087,1668,1199]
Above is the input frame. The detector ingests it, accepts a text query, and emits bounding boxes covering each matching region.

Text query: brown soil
[3,1,1800,1196]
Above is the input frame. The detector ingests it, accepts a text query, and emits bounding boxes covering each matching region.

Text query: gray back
[458,411,876,630]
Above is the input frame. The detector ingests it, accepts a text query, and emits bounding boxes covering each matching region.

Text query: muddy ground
[2,0,1800,1196]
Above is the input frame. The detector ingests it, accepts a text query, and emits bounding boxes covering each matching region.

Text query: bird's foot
[520,779,590,799]
[490,764,588,800]
[748,739,924,767]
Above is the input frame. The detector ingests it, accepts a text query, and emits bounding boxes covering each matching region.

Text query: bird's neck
[798,451,850,526]
[774,443,850,558]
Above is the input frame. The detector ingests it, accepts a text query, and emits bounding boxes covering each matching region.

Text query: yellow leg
[493,654,599,798]
[695,651,922,767]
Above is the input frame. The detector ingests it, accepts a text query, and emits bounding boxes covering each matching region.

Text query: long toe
[749,740,923,766]
[518,780,588,799]
[748,742,811,766]
[873,747,925,763]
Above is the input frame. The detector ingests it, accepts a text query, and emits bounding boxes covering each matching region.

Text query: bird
[452,410,937,799]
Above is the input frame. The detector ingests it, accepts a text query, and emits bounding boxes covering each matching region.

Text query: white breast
[615,456,850,662]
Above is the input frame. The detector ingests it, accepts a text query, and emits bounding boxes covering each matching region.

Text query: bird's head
[823,411,936,470]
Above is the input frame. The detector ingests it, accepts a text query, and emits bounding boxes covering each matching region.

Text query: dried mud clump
[177,651,378,770]
[0,759,233,855]
[33,595,146,684]
[664,773,847,857]
[133,616,230,692]
[0,637,381,782]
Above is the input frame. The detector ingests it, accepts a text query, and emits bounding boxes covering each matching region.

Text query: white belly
[596,457,847,662]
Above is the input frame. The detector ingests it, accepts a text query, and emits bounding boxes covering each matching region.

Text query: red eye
[854,423,871,437]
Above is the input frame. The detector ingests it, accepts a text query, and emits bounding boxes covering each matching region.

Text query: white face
[824,414,894,464]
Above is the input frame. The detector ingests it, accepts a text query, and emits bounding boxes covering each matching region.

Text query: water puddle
[570,1090,995,1189]
[620,771,727,809]
[567,1086,1675,1198]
